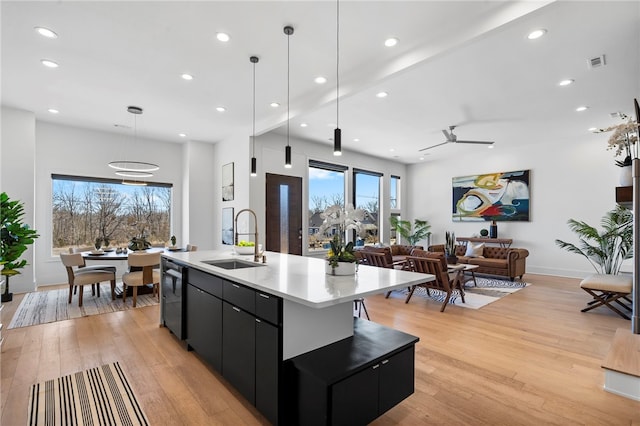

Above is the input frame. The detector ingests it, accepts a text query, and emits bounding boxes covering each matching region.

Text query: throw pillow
[464,242,485,258]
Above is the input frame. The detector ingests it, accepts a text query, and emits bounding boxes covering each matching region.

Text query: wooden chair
[404,253,465,312]
[122,252,161,307]
[60,253,116,307]
[67,247,117,295]
[360,251,391,268]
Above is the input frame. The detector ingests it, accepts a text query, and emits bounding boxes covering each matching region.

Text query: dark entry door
[265,173,302,255]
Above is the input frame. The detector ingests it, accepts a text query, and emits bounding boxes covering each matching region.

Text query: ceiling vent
[588,55,606,69]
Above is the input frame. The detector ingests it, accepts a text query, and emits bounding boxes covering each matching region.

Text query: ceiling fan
[419,125,495,151]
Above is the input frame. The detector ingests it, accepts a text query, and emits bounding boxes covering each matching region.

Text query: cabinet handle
[372,364,380,370]
[258,293,270,299]
[232,306,241,312]
[381,359,389,365]
[232,284,240,289]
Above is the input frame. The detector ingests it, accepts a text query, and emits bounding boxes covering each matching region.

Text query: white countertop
[163,249,434,308]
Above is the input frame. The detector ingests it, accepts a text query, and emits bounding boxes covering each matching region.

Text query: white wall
[406,130,619,279]
[34,120,184,286]
[251,132,407,253]
[183,140,216,251]
[0,107,36,294]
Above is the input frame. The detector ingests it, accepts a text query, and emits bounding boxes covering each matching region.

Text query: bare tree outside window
[52,176,172,255]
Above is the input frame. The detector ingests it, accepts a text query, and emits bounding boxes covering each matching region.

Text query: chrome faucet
[235,208,260,262]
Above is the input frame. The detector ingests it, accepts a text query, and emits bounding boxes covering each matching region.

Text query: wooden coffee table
[448,263,479,296]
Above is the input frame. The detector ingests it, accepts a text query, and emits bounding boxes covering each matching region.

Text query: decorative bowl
[234,245,255,255]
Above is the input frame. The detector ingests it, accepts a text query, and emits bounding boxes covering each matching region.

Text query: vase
[619,165,632,187]
[489,221,498,239]
[325,262,357,276]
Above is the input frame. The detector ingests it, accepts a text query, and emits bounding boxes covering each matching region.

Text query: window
[308,160,346,251]
[354,169,381,245]
[51,174,172,255]
[390,175,400,210]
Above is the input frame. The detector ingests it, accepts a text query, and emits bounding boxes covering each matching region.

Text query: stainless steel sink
[202,259,264,270]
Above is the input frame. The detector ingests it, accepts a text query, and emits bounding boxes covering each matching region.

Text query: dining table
[82,247,185,296]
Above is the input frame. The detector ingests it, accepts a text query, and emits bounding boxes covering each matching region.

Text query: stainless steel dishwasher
[161,258,186,340]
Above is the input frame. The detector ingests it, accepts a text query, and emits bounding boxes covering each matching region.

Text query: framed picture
[222,162,234,201]
[452,169,530,222]
[222,207,234,245]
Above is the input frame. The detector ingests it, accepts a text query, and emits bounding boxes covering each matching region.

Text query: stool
[579,274,632,319]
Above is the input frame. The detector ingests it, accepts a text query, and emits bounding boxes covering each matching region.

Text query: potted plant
[555,205,632,275]
[318,204,364,275]
[170,235,177,247]
[389,217,431,246]
[0,192,40,302]
[603,118,638,186]
[445,231,458,264]
[128,234,151,251]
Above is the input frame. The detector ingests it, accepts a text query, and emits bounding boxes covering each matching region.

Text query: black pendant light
[333,0,342,156]
[250,56,259,177]
[284,25,294,169]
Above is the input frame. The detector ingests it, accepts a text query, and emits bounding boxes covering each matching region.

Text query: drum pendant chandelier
[108,106,159,177]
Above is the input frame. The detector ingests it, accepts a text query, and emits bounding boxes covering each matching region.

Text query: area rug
[28,361,149,426]
[8,283,158,329]
[401,276,529,309]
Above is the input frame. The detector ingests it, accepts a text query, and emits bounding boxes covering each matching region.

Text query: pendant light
[108,106,159,179]
[284,26,294,169]
[250,56,259,177]
[333,0,342,156]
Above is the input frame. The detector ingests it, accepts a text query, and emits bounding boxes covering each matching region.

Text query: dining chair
[122,251,161,307]
[60,253,116,307]
[404,254,465,312]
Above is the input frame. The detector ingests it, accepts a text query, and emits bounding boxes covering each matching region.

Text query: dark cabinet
[288,319,419,426]
[255,318,280,424]
[161,258,186,339]
[186,284,222,370]
[222,301,256,405]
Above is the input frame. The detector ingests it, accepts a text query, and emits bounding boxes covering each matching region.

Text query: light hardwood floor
[1,274,639,425]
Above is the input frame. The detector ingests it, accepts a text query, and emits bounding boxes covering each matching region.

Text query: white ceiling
[2,1,639,164]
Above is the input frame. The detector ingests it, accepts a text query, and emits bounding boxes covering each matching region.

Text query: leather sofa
[428,244,529,281]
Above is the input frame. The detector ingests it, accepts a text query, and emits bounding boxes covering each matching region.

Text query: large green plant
[389,217,431,246]
[555,205,632,275]
[1,192,40,302]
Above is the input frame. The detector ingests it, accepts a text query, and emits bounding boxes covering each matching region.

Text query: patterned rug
[401,276,529,309]
[28,362,149,426]
[9,283,158,329]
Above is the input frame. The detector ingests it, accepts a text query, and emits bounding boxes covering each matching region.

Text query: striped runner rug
[28,362,149,426]
[8,283,158,329]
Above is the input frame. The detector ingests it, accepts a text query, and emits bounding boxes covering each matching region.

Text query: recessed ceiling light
[384,37,398,47]
[527,29,547,40]
[216,32,230,42]
[34,27,58,39]
[179,133,187,138]
[419,157,425,161]
[487,145,494,149]
[588,127,598,132]
[314,76,327,84]
[181,73,193,80]
[216,106,226,112]
[576,106,589,112]
[558,79,574,86]
[376,91,388,98]
[270,102,280,108]
[47,108,59,114]
[389,148,395,152]
[41,59,59,68]
[353,138,360,142]
[300,123,308,127]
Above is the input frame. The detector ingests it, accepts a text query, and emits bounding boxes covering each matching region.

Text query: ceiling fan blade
[419,141,450,151]
[455,140,495,145]
[441,129,453,141]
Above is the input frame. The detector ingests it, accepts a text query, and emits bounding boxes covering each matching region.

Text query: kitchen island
[161,249,434,425]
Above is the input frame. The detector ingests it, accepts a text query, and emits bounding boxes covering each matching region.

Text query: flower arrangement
[604,119,639,167]
[318,204,364,269]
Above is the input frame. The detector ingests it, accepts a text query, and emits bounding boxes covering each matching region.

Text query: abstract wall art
[452,170,530,222]
[222,207,234,245]
[222,162,234,201]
